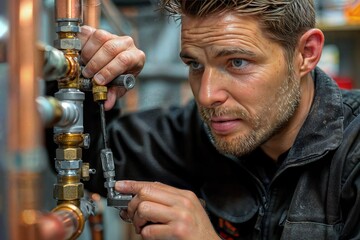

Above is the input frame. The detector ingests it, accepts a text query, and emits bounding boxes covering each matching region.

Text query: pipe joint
[52,203,85,240]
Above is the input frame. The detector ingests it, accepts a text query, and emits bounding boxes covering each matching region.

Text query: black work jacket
[77,68,360,239]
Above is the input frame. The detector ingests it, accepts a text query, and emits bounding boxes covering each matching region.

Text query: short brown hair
[159,0,316,61]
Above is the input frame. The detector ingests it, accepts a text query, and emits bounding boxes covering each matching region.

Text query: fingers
[132,201,173,234]
[78,25,145,110]
[101,87,126,110]
[116,181,218,239]
[115,180,173,195]
[140,225,175,240]
[119,210,132,223]
[79,25,145,85]
[78,25,96,51]
[116,180,200,223]
[80,27,117,67]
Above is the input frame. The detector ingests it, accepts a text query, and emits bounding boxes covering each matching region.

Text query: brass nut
[92,85,108,101]
[92,85,108,93]
[56,148,82,160]
[53,183,84,200]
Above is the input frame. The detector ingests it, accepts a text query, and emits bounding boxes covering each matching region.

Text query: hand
[115,180,220,240]
[78,25,145,110]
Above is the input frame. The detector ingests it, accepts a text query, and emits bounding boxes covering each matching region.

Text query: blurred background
[0,0,359,239]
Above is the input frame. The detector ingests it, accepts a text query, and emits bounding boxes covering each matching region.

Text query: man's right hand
[78,25,146,110]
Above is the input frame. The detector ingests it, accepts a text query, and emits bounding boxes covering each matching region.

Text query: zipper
[255,205,265,231]
[238,163,269,237]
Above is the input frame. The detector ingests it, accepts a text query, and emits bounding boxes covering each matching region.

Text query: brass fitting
[81,162,91,181]
[53,134,86,206]
[56,53,81,89]
[53,182,84,203]
[56,147,82,160]
[52,203,85,240]
[92,82,108,102]
[54,133,86,148]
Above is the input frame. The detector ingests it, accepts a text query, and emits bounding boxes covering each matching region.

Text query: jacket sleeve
[338,115,360,239]
[340,151,360,239]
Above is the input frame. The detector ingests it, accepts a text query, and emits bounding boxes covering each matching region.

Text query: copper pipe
[0,2,8,238]
[89,193,104,240]
[38,205,84,240]
[55,0,82,22]
[83,0,101,28]
[7,0,44,239]
[8,0,40,152]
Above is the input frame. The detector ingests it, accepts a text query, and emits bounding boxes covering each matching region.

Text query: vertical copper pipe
[83,0,101,28]
[0,2,8,239]
[55,0,82,21]
[8,0,40,152]
[7,0,43,239]
[89,193,104,240]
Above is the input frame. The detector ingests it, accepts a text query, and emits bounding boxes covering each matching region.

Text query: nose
[196,68,228,108]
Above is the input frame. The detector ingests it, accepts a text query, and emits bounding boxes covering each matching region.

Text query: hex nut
[54,38,81,50]
[54,183,84,200]
[56,148,82,160]
[92,85,108,101]
[57,25,80,33]
[57,160,82,170]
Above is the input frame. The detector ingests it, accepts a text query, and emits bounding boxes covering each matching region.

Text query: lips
[210,117,242,135]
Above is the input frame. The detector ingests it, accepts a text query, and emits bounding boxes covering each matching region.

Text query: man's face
[180,12,301,157]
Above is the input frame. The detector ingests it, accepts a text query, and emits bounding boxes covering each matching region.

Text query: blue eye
[231,59,249,68]
[189,61,204,70]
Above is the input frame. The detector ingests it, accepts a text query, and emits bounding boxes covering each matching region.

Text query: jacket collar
[284,67,343,165]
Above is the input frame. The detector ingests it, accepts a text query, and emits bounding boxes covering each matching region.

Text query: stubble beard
[199,67,301,157]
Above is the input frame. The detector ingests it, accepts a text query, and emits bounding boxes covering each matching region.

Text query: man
[65,0,360,239]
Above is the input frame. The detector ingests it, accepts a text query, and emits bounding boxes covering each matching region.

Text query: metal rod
[99,102,108,149]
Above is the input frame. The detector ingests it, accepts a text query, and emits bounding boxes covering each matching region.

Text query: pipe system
[3,0,135,238]
[50,0,97,239]
[2,0,95,239]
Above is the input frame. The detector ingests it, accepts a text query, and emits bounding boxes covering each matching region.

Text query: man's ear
[296,28,324,77]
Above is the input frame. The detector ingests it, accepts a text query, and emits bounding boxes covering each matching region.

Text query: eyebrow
[179,52,193,59]
[179,47,256,60]
[211,47,257,58]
